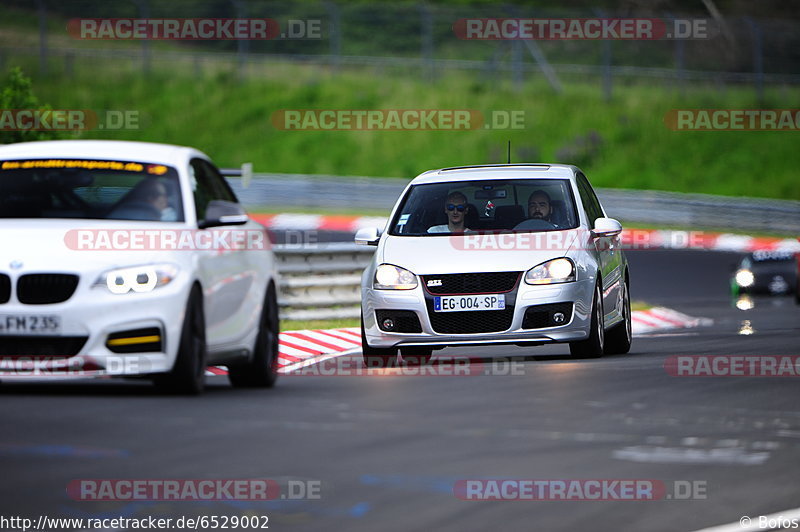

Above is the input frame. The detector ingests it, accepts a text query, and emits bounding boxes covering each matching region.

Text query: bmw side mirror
[592,217,622,238]
[355,227,381,246]
[199,200,249,229]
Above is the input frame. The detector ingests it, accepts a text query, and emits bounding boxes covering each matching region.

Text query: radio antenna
[507,141,511,164]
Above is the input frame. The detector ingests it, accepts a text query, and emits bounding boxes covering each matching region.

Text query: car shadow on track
[0,378,251,397]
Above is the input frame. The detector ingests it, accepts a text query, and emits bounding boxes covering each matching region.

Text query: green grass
[281,318,360,332]
[5,50,800,200]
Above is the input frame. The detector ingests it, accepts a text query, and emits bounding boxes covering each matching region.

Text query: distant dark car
[732,250,798,297]
[796,253,800,304]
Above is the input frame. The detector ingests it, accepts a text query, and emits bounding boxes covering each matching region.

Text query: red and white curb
[206,328,361,376]
[253,213,387,233]
[205,308,710,375]
[276,328,362,372]
[252,213,800,254]
[631,307,712,335]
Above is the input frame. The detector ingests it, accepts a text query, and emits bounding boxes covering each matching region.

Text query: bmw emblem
[9,261,23,269]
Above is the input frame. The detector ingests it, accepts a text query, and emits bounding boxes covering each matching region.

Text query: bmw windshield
[0,158,183,221]
[388,179,579,236]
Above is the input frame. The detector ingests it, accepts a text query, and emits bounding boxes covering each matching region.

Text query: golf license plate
[0,314,61,335]
[433,294,505,312]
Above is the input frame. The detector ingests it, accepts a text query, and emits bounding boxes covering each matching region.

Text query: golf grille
[422,272,520,295]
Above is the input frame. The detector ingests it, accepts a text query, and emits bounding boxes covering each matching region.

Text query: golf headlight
[374,264,418,290]
[735,269,754,287]
[96,264,179,294]
[525,258,575,285]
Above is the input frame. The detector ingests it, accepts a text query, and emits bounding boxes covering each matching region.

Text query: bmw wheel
[154,285,206,394]
[228,284,279,388]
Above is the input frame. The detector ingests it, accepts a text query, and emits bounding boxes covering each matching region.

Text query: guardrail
[595,189,800,237]
[231,173,800,236]
[275,243,373,321]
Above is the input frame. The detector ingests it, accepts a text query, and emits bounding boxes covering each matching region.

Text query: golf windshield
[388,179,579,236]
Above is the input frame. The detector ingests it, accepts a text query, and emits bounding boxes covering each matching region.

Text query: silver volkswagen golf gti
[355,164,631,366]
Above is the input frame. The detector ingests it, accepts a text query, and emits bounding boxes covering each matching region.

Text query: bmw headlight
[374,264,418,290]
[525,258,575,285]
[735,269,754,288]
[95,264,179,294]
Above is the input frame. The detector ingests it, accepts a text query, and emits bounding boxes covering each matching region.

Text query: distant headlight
[374,264,418,290]
[525,258,576,285]
[735,269,755,288]
[95,264,179,294]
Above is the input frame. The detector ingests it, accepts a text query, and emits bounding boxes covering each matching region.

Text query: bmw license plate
[434,294,505,312]
[0,314,61,335]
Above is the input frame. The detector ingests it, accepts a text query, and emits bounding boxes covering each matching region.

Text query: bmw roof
[0,140,206,166]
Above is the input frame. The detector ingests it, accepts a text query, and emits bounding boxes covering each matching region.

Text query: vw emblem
[9,260,23,270]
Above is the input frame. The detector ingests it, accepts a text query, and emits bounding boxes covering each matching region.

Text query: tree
[0,67,64,144]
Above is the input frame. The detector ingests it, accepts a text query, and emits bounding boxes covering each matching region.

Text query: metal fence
[6,1,800,98]
[274,243,371,321]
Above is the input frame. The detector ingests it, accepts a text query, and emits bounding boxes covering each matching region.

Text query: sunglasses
[446,204,466,212]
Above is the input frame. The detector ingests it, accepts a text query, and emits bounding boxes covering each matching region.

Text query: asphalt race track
[1,249,799,532]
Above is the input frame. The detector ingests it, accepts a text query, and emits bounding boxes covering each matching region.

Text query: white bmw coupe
[0,140,279,394]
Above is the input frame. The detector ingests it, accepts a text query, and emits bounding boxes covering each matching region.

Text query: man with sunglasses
[427,191,471,233]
